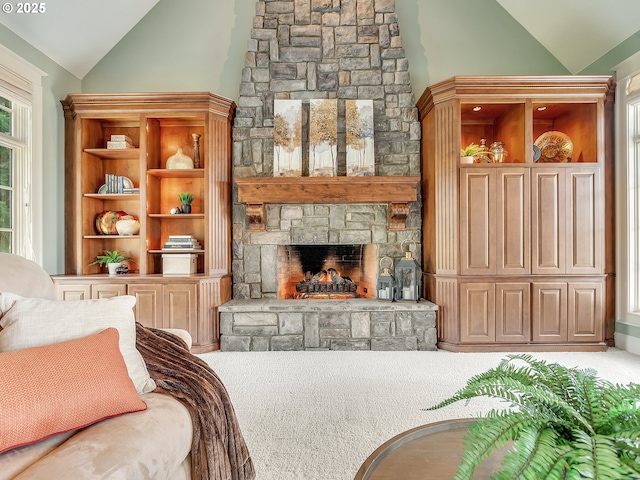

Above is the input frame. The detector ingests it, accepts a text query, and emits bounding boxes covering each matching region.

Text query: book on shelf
[167,235,196,242]
[163,241,202,248]
[106,134,135,149]
[110,134,133,143]
[106,141,135,149]
[103,174,136,194]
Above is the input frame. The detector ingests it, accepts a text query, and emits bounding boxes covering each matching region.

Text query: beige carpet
[198,348,640,480]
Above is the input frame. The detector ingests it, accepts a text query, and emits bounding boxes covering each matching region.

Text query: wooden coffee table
[354,418,508,480]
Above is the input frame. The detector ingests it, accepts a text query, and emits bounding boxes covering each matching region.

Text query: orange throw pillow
[0,328,147,454]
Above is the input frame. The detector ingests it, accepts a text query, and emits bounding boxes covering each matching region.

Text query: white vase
[460,155,475,164]
[107,263,122,275]
[116,215,140,236]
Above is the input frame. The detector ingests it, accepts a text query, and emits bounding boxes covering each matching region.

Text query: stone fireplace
[220,0,437,351]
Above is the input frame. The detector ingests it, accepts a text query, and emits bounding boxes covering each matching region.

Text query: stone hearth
[220,299,437,351]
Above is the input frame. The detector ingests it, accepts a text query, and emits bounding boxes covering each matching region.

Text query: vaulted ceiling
[0,0,638,79]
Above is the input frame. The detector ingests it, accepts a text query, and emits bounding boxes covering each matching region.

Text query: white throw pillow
[0,293,155,394]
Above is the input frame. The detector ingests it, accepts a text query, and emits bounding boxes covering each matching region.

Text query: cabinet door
[163,283,198,332]
[56,284,90,301]
[496,168,530,275]
[531,169,566,274]
[567,282,603,342]
[127,284,163,329]
[531,282,567,342]
[566,167,602,274]
[91,284,127,299]
[495,283,530,342]
[459,283,495,343]
[460,169,495,275]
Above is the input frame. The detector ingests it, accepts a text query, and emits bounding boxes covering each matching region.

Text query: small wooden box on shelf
[58,92,236,352]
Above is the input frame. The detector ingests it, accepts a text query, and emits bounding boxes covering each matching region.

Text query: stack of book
[162,235,202,251]
[103,174,139,194]
[106,134,135,149]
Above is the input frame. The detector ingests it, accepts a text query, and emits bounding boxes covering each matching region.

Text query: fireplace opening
[277,244,377,299]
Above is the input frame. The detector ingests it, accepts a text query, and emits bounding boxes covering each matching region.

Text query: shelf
[84,193,140,199]
[149,249,205,254]
[236,176,419,204]
[236,176,419,230]
[83,235,140,239]
[84,148,140,160]
[147,213,205,218]
[148,168,205,178]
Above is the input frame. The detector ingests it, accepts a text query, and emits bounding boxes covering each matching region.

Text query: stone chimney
[232,0,422,300]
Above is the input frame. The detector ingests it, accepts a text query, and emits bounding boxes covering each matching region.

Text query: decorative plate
[532,145,541,162]
[534,131,573,163]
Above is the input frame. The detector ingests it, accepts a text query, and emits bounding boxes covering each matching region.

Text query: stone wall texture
[220,299,438,351]
[232,0,422,300]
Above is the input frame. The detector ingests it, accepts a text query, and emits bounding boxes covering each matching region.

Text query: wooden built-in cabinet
[417,76,615,352]
[56,93,236,352]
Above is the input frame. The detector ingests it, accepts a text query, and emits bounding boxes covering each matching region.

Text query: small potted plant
[178,192,194,214]
[426,353,640,479]
[89,250,133,275]
[460,143,491,164]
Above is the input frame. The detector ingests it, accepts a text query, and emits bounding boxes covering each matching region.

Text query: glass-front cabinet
[418,76,615,352]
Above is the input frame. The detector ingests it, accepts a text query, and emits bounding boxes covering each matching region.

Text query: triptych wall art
[273,99,303,177]
[273,99,375,177]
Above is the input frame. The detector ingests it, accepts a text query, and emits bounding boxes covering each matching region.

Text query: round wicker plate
[534,131,573,163]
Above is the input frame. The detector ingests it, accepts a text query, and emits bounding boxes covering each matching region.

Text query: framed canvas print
[273,99,303,177]
[309,99,337,177]
[346,99,375,176]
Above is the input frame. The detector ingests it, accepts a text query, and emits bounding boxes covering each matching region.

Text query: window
[0,45,44,262]
[615,51,640,326]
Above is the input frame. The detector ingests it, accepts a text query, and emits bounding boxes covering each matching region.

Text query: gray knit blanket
[135,323,255,480]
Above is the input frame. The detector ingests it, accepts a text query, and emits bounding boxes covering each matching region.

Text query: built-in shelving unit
[56,92,236,352]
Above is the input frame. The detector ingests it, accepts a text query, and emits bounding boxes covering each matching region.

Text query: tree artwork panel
[309,99,337,177]
[346,100,375,176]
[273,99,303,177]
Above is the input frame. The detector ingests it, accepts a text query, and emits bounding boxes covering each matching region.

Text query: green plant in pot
[178,192,194,214]
[460,143,491,164]
[89,250,133,275]
[426,354,640,479]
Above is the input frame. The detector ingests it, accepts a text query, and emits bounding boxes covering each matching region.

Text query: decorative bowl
[534,131,573,163]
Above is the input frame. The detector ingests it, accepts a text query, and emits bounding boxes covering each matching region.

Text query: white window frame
[0,44,44,263]
[615,51,640,327]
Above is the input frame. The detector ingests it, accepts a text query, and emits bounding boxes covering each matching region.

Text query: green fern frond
[427,355,640,480]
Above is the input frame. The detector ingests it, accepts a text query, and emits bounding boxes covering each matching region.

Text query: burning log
[296,268,358,295]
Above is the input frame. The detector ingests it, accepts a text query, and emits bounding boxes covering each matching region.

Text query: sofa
[0,254,255,480]
[0,253,193,480]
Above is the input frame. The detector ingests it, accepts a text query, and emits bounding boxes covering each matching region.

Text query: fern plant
[426,354,640,479]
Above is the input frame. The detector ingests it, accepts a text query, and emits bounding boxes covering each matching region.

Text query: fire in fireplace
[278,244,377,299]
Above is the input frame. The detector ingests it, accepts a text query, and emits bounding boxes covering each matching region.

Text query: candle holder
[376,256,396,301]
[394,240,422,302]
[192,133,201,168]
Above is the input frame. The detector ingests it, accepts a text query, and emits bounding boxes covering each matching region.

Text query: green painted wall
[82,0,568,99]
[0,24,81,274]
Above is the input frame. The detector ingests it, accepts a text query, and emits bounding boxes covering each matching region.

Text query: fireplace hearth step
[219,299,438,352]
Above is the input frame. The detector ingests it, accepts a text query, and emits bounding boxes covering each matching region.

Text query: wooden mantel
[235,176,420,231]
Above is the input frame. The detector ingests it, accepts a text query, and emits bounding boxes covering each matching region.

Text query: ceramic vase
[115,215,140,236]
